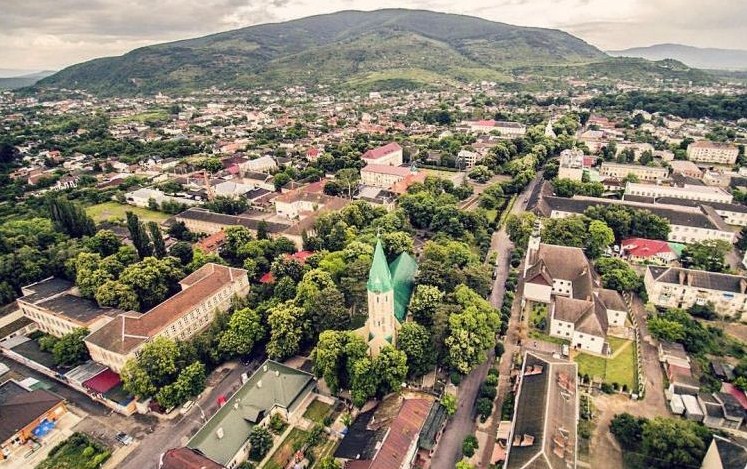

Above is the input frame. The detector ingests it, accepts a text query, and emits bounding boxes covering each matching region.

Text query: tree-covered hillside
[37,9,607,95]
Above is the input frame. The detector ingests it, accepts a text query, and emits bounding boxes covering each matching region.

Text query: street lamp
[194,402,206,422]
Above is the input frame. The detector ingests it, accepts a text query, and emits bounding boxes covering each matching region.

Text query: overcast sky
[2,0,746,71]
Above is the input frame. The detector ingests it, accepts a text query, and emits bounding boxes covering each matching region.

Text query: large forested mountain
[38,9,608,95]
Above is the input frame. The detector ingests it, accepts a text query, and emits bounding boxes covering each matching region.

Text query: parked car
[115,432,133,446]
[179,400,194,415]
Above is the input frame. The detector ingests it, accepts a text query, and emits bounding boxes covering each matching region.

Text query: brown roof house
[85,263,249,373]
[522,221,628,355]
[0,380,67,461]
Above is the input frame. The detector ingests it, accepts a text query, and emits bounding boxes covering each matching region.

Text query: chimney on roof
[741,279,747,295]
[678,271,686,285]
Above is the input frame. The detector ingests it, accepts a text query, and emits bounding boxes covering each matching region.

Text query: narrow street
[431,174,542,469]
[120,362,247,469]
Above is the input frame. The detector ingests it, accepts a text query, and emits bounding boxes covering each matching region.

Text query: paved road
[479,174,543,468]
[431,174,542,469]
[120,362,247,469]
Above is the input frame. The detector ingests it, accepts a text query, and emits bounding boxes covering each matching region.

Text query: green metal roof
[187,360,314,466]
[389,251,418,323]
[667,242,685,256]
[367,240,393,293]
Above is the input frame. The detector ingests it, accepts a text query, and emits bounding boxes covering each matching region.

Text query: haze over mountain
[36,9,714,96]
[609,44,747,71]
[0,70,56,90]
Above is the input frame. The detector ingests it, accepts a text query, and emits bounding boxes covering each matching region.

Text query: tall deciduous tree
[147,221,167,258]
[52,328,90,367]
[267,301,307,360]
[48,197,96,238]
[218,308,264,357]
[397,322,434,378]
[126,211,152,259]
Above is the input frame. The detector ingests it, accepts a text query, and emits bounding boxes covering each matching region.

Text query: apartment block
[599,162,668,182]
[687,141,739,165]
[644,266,747,320]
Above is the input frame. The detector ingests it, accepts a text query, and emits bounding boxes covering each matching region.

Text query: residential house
[0,380,67,461]
[620,238,681,264]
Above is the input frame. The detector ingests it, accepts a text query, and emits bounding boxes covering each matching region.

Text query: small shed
[669,394,685,415]
[682,394,704,422]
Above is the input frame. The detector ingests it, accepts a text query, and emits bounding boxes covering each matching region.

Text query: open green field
[111,109,169,124]
[574,337,636,391]
[87,202,170,224]
[303,399,332,423]
[263,427,309,469]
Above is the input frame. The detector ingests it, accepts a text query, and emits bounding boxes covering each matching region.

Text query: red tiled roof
[621,238,673,258]
[161,447,224,469]
[391,172,427,195]
[362,142,402,160]
[475,119,496,126]
[196,230,227,253]
[722,383,747,410]
[369,399,432,469]
[289,251,314,263]
[83,369,121,394]
[259,272,276,284]
[85,264,247,354]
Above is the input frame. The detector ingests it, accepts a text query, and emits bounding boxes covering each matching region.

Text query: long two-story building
[644,266,747,320]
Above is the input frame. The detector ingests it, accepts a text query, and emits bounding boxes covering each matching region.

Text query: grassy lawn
[310,437,339,468]
[263,427,309,469]
[484,209,498,223]
[303,399,332,424]
[36,432,110,469]
[87,201,170,224]
[574,338,636,391]
[111,109,168,124]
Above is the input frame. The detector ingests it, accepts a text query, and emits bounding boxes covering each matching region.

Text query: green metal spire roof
[390,252,418,323]
[367,239,393,293]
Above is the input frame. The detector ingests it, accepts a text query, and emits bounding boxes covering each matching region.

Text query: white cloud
[1,0,745,70]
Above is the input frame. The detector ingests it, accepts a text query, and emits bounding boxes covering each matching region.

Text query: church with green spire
[357,238,418,356]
